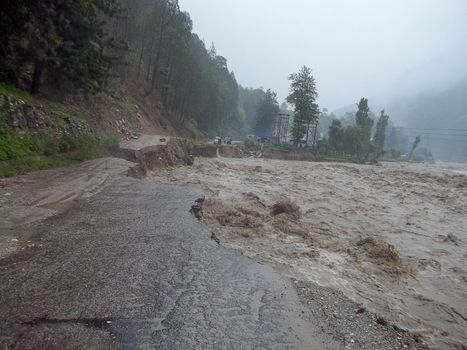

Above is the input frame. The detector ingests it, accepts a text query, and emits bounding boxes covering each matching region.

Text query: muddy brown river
[151,158,467,349]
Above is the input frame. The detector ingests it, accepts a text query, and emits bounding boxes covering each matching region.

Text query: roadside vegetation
[0,83,73,118]
[102,136,121,151]
[184,120,207,141]
[0,127,101,178]
[0,84,102,178]
[264,143,294,152]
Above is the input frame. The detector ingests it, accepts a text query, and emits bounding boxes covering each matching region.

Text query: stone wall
[0,95,90,137]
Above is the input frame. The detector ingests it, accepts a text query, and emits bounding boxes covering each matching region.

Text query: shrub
[0,130,101,178]
[103,136,120,150]
[0,120,31,160]
[185,119,207,141]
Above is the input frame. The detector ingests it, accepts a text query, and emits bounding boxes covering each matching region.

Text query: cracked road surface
[0,175,340,349]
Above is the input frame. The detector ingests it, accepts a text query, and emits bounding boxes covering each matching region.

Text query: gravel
[293,279,428,350]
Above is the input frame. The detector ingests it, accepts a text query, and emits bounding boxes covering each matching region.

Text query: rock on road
[0,175,340,349]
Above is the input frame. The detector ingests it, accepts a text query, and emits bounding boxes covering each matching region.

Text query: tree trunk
[162,63,173,105]
[150,6,168,91]
[136,24,148,80]
[180,77,194,123]
[305,121,311,147]
[150,34,164,91]
[145,34,156,82]
[30,60,44,95]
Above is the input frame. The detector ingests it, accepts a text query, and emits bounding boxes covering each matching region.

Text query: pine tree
[254,89,279,137]
[328,119,344,153]
[374,110,390,152]
[0,0,124,94]
[287,66,319,145]
[355,98,373,140]
[354,97,374,158]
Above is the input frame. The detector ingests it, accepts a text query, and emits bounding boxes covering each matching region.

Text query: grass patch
[0,83,103,178]
[0,122,101,178]
[0,82,72,117]
[264,143,294,152]
[0,127,31,161]
[0,152,97,178]
[0,83,36,102]
[103,136,120,150]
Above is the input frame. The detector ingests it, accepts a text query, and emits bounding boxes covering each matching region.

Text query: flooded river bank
[151,158,467,349]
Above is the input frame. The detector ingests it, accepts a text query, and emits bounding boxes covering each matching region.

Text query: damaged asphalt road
[0,176,340,350]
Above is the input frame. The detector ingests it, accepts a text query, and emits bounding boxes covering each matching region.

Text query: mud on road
[151,157,467,349]
[0,158,134,259]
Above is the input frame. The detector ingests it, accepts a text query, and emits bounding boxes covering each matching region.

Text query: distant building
[272,113,291,144]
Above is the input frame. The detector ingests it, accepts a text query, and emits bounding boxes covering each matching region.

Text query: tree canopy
[255,89,279,137]
[355,98,374,144]
[287,66,319,144]
[0,0,125,94]
[374,110,390,152]
[324,98,395,161]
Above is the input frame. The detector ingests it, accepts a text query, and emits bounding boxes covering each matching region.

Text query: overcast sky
[179,0,467,111]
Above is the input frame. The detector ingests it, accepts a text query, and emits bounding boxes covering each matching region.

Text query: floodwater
[151,158,467,349]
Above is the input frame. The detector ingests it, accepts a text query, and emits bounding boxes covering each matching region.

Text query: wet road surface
[0,176,340,349]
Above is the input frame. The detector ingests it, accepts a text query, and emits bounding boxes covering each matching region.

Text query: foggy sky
[179,0,467,113]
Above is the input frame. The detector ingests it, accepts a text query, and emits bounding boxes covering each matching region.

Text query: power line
[397,128,467,137]
[405,138,467,143]
[400,127,467,132]
[402,132,467,137]
[403,137,467,143]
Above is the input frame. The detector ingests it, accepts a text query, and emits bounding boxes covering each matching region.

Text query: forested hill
[0,0,246,136]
